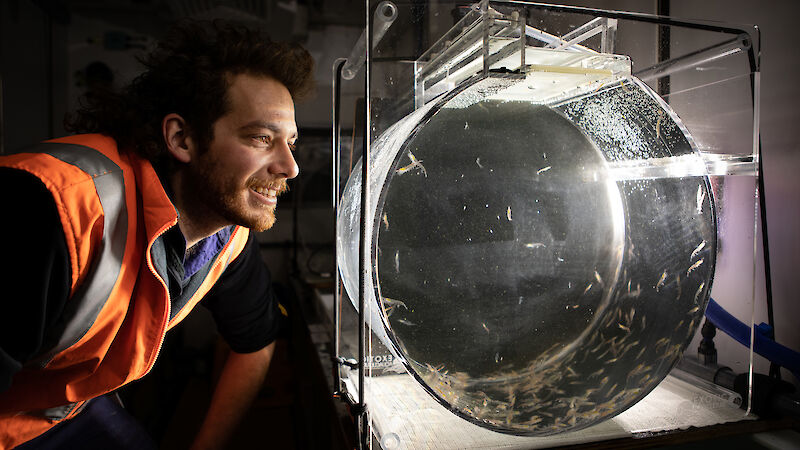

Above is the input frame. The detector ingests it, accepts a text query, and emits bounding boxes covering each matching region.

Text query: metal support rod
[342,1,398,80]
[746,70,762,416]
[356,116,368,449]
[355,1,372,446]
[481,0,490,76]
[635,34,750,82]
[759,121,779,382]
[741,28,778,380]
[331,57,346,395]
[517,9,525,70]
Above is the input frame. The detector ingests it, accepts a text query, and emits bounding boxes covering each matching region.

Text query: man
[0,20,314,449]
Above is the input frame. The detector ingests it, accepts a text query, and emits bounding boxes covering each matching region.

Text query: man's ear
[162,113,194,164]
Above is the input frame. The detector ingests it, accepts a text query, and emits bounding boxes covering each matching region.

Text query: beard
[186,154,289,232]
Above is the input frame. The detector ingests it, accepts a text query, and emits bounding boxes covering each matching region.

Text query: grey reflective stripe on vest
[38,401,81,422]
[27,142,128,368]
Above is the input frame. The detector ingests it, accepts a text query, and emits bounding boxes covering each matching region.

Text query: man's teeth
[253,187,277,196]
[252,187,277,197]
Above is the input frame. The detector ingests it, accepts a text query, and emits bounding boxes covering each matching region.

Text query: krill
[594,270,605,288]
[626,308,636,324]
[656,270,667,292]
[687,258,704,275]
[691,241,706,260]
[382,297,407,316]
[396,151,427,177]
[693,282,706,304]
[696,185,705,214]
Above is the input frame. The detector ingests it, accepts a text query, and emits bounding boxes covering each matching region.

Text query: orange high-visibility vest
[0,134,249,449]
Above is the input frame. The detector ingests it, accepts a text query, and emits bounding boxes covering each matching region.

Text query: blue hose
[705,298,800,381]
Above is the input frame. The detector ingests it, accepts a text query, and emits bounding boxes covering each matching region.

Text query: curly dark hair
[65,20,315,168]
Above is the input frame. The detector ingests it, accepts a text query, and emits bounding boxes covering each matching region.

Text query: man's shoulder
[2,134,132,172]
[46,133,119,150]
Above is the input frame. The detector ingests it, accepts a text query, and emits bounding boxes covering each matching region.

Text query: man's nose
[270,141,299,179]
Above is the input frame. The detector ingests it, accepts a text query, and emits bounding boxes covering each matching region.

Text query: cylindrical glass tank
[337,74,716,435]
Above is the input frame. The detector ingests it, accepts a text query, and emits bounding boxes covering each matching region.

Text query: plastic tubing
[705,298,800,381]
[341,1,398,80]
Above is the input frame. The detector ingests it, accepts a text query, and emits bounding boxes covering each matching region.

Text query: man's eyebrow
[240,121,298,138]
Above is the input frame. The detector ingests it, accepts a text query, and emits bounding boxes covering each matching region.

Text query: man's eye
[289,142,298,152]
[254,135,271,145]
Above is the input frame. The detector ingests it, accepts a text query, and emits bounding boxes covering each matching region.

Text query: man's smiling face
[188,73,299,232]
